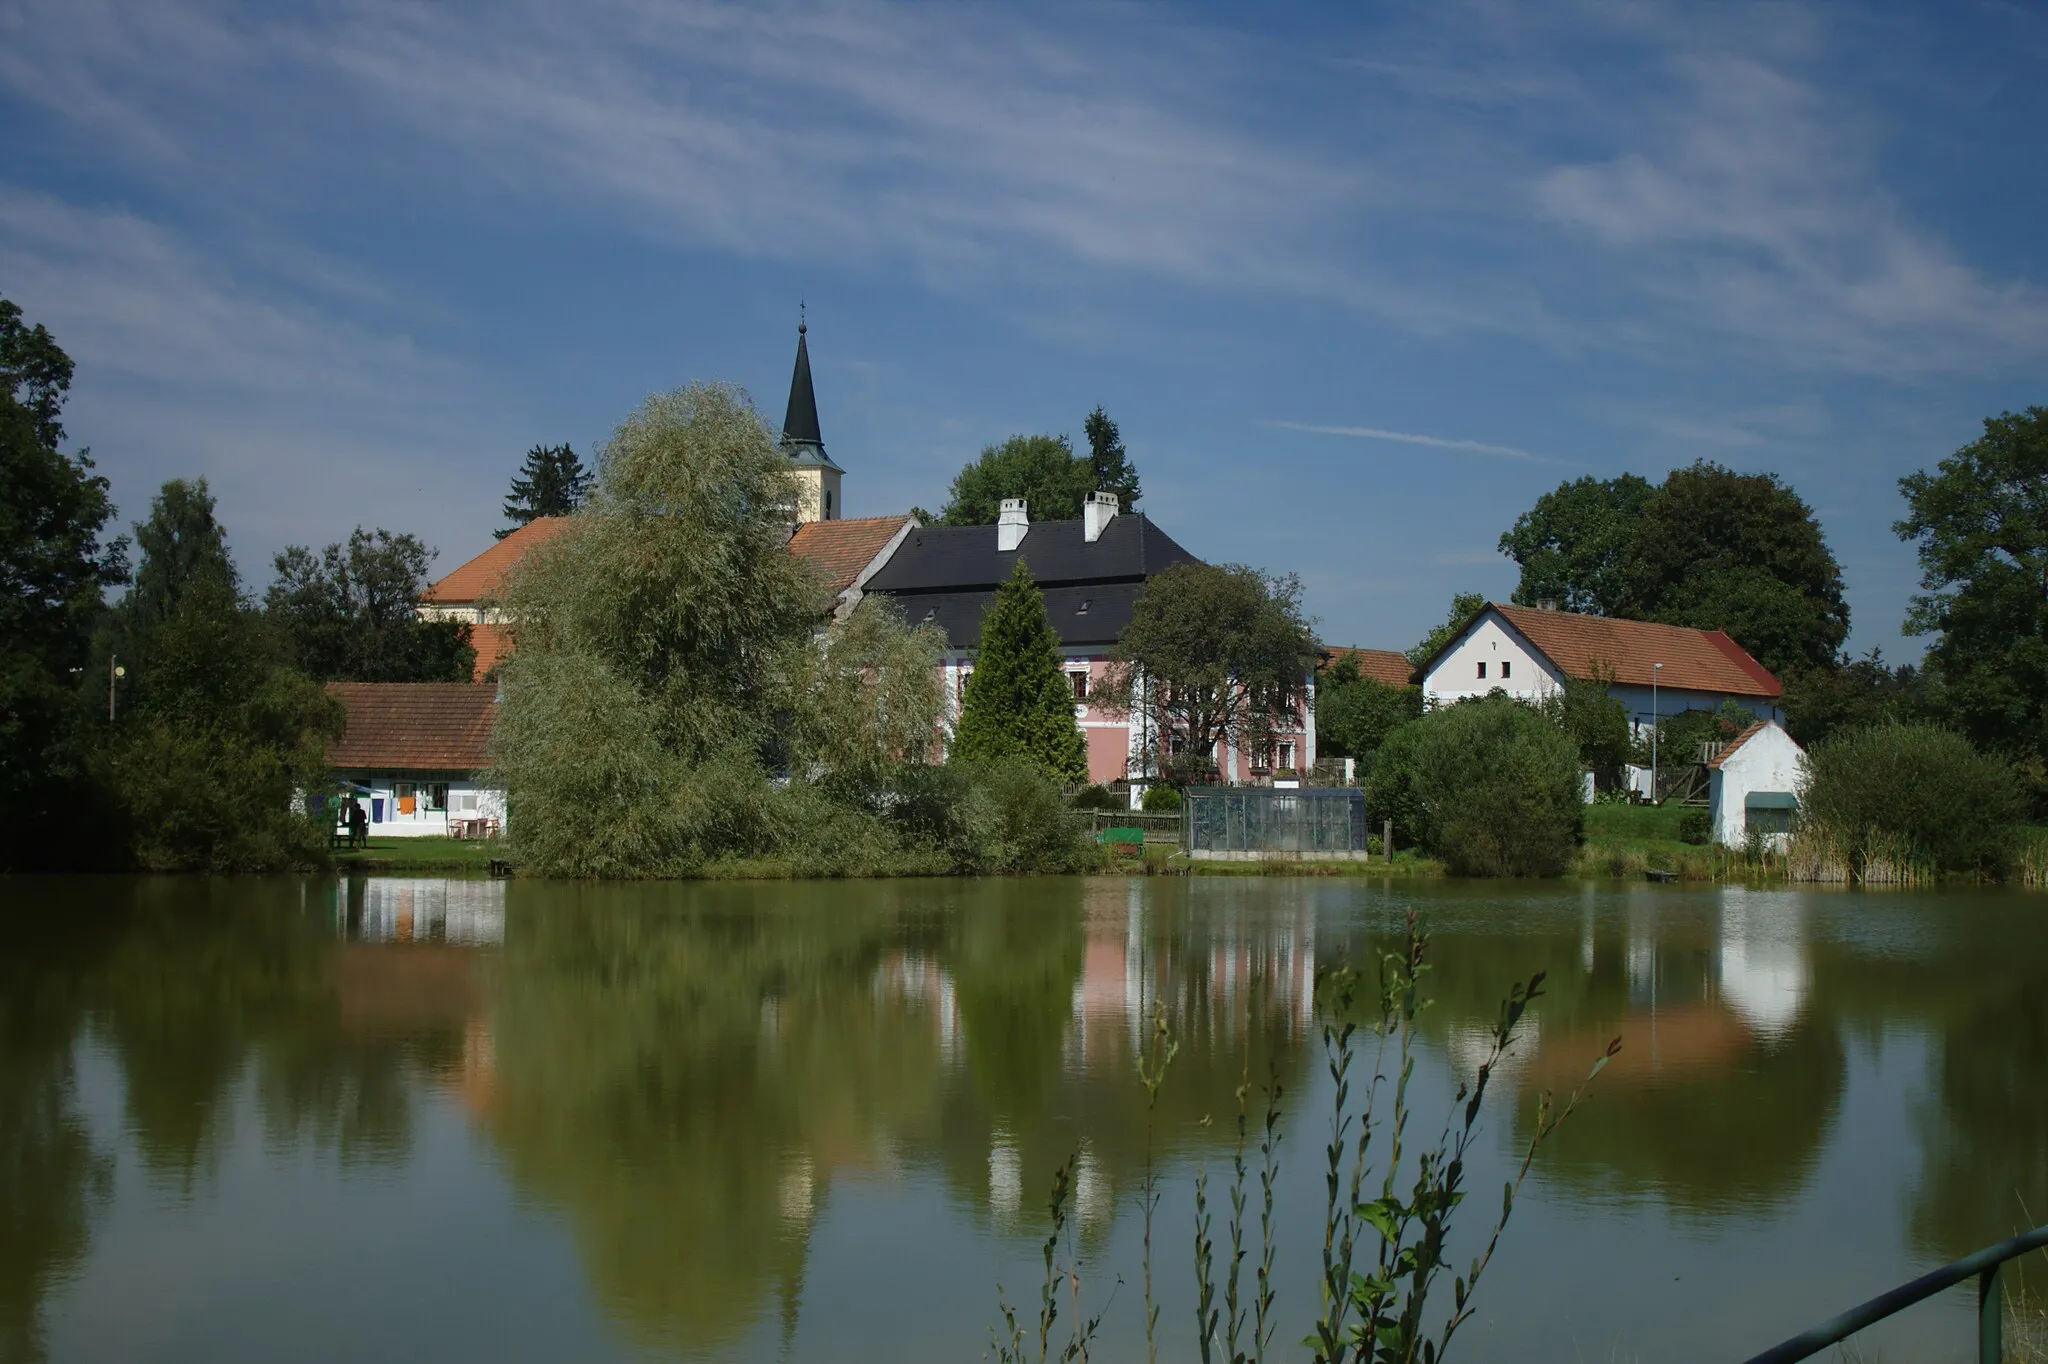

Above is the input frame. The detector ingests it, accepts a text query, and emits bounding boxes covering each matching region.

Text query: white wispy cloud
[1,0,2041,375]
[1268,422,1560,464]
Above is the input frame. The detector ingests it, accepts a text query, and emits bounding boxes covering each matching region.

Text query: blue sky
[3,0,2044,659]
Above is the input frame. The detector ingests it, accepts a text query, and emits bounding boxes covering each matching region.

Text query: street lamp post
[108,654,125,723]
[1650,661,1663,804]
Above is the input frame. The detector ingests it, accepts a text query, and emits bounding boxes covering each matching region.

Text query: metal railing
[1740,1223,2048,1364]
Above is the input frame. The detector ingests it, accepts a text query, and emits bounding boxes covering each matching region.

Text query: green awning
[1745,791,1798,810]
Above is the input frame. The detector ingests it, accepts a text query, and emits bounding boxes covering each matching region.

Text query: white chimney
[1084,490,1119,543]
[997,497,1029,552]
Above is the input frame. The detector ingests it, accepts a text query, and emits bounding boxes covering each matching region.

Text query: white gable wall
[1707,723,1805,846]
[1419,613,1566,705]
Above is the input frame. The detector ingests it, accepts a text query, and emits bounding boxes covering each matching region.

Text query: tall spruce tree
[1083,405,1142,510]
[952,558,1088,784]
[499,442,591,537]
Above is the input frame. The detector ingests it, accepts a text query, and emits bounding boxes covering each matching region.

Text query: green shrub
[1677,808,1711,845]
[1797,723,2024,879]
[1140,783,1181,812]
[1365,694,1584,876]
[1071,783,1122,810]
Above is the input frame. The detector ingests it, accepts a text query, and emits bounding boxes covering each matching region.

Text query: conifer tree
[499,443,591,537]
[952,558,1088,784]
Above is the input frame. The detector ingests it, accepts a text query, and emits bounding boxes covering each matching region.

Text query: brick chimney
[1084,491,1118,543]
[997,497,1029,552]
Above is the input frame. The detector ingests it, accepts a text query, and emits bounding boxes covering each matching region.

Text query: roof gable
[424,517,574,605]
[1421,604,1782,698]
[326,683,498,771]
[863,512,1198,594]
[787,514,913,593]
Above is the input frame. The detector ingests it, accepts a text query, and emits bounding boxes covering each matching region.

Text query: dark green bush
[1140,783,1181,812]
[1365,694,1584,876]
[1071,783,1122,810]
[1677,809,1711,845]
[1799,723,2024,878]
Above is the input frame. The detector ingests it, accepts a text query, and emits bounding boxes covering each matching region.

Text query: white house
[1416,603,1784,724]
[1415,603,1784,795]
[1706,720,1805,849]
[326,683,506,837]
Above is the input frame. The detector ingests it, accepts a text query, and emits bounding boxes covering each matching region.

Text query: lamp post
[108,654,125,723]
[1650,662,1663,804]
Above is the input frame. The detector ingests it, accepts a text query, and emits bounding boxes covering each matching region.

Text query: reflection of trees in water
[0,875,485,1361]
[482,880,950,1356]
[478,878,1323,1355]
[1799,902,2048,1266]
[0,904,113,1364]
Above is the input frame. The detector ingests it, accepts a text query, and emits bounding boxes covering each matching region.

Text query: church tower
[780,311,843,523]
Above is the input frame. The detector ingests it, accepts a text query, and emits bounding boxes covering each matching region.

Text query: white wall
[1420,613,1564,705]
[1708,724,1805,847]
[334,772,506,838]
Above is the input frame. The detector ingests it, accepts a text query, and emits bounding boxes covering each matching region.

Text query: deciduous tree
[951,559,1087,784]
[266,528,473,682]
[1105,562,1317,782]
[0,300,126,870]
[1895,407,2048,796]
[1498,474,1655,615]
[1621,461,1847,675]
[1314,656,1420,762]
[939,434,1096,525]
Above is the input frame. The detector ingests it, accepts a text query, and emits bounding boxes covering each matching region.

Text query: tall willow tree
[490,382,954,876]
[492,384,825,875]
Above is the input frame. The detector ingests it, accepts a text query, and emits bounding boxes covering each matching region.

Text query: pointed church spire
[781,305,826,454]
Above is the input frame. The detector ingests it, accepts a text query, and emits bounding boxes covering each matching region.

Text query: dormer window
[1077,599,1091,614]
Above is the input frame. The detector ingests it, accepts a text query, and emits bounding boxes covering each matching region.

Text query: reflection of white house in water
[339,878,506,945]
[1716,896,1810,1038]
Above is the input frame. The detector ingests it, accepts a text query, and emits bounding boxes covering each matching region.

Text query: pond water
[2,875,2044,1362]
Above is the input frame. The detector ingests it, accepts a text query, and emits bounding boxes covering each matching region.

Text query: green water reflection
[0,876,2043,1361]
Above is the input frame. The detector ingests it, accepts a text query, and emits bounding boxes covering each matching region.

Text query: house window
[1279,742,1295,770]
[1500,661,1511,679]
[1476,662,1487,679]
[427,783,448,812]
[957,667,973,700]
[1069,671,1089,700]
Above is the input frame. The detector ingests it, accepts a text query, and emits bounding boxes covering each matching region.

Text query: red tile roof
[467,623,514,681]
[788,514,913,592]
[326,683,497,771]
[423,517,574,605]
[1488,604,1782,698]
[1320,646,1415,688]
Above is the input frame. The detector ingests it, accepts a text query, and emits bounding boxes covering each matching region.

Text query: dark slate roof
[862,513,1197,593]
[887,582,1143,649]
[780,323,840,470]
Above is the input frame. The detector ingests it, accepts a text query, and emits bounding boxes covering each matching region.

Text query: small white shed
[1706,721,1805,848]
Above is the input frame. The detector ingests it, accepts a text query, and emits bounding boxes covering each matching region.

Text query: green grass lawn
[329,837,505,873]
